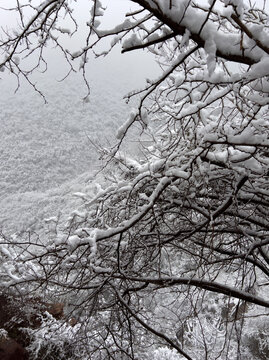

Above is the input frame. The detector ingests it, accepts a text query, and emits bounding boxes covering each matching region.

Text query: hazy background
[0,0,159,233]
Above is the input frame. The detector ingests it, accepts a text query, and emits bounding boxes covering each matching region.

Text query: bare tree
[0,1,269,359]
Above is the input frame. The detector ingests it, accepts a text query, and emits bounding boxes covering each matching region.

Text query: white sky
[0,0,159,96]
[0,0,268,95]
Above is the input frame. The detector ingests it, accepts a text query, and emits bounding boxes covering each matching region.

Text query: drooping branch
[131,0,259,65]
[121,31,176,53]
[113,274,269,308]
[231,13,269,56]
[114,286,193,360]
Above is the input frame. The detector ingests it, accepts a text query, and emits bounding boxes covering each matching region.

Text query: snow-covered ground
[0,48,159,234]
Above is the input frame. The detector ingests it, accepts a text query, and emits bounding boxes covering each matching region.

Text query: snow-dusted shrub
[0,328,8,339]
[24,313,81,360]
[151,346,184,360]
[244,319,269,360]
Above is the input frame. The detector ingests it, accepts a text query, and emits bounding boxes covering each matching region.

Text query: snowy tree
[0,0,269,359]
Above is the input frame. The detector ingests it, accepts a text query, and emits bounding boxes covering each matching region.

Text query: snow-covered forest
[0,0,268,359]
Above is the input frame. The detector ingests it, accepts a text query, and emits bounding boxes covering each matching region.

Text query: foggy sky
[0,0,159,96]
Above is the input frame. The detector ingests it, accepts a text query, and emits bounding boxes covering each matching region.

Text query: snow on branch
[1,1,269,359]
